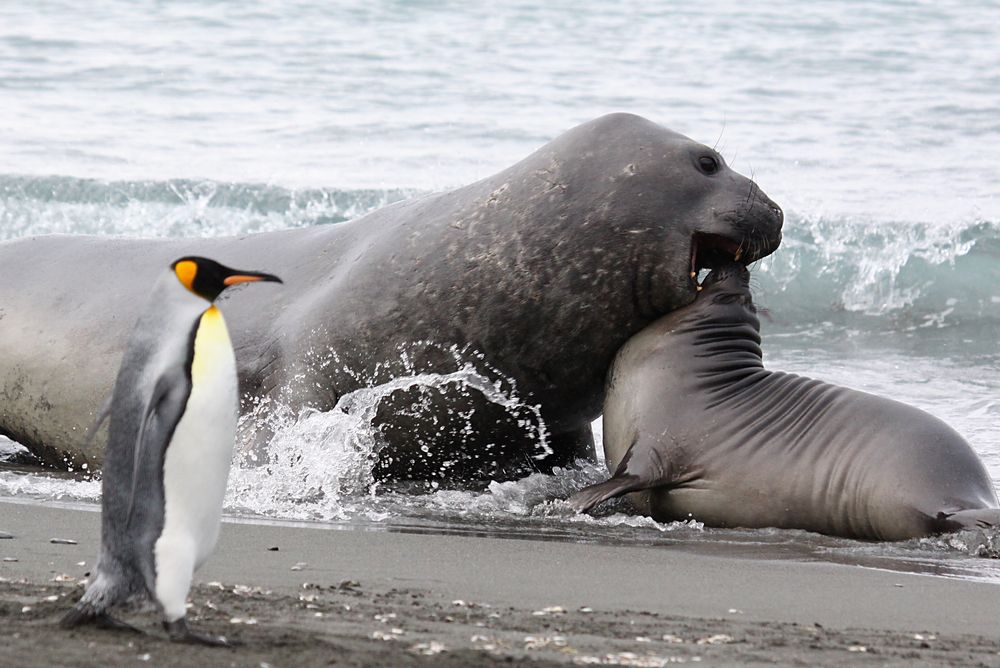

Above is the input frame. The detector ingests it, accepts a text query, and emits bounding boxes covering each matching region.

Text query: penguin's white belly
[157,307,237,572]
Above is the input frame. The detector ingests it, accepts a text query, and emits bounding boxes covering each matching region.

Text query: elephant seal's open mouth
[690,232,755,291]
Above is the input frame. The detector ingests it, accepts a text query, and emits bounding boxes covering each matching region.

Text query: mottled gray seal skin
[571,264,1000,541]
[0,113,783,481]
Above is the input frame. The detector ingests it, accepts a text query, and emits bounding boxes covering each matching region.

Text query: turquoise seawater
[2,1,1000,573]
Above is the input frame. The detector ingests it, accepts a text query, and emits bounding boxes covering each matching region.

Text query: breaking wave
[756,213,1000,334]
[4,173,997,336]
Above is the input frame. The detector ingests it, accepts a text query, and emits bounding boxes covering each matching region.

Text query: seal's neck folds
[678,285,765,375]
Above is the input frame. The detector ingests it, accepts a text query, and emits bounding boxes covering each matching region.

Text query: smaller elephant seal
[570,263,1000,541]
[62,257,281,645]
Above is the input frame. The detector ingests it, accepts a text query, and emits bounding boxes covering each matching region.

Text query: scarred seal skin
[0,113,782,481]
[571,263,1000,541]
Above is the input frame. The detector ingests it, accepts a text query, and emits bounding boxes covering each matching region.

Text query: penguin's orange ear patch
[174,260,198,292]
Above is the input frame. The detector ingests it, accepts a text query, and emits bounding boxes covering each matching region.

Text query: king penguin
[61,256,281,645]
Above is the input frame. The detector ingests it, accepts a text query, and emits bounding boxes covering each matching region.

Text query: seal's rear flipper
[939,508,1000,532]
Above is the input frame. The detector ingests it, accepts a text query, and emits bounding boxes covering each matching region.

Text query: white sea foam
[0,470,100,502]
[0,436,27,461]
[226,360,550,521]
[0,176,411,240]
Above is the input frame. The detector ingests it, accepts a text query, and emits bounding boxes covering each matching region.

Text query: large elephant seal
[570,263,1000,540]
[0,113,783,481]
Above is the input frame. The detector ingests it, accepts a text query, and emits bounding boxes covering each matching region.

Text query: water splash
[227,363,550,521]
[921,528,1000,559]
[341,360,553,463]
[402,463,704,535]
[221,355,697,534]
[0,435,28,462]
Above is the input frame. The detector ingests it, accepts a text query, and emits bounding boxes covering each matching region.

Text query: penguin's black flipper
[126,368,193,526]
[164,618,238,647]
[82,395,113,446]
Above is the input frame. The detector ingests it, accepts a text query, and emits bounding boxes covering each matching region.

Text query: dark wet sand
[3,499,1000,666]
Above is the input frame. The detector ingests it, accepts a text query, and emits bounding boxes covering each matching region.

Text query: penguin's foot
[164,618,237,647]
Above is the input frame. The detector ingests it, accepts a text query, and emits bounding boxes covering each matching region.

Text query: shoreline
[3,500,1000,666]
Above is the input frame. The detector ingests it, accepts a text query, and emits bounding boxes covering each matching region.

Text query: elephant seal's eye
[698,156,720,175]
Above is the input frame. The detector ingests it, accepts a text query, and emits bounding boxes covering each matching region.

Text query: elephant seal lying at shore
[0,113,783,481]
[570,263,1000,540]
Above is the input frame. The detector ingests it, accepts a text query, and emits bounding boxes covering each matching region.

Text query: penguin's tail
[60,601,102,629]
[60,569,141,632]
[60,571,114,629]
[60,598,143,633]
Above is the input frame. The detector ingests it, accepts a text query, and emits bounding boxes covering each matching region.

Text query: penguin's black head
[172,256,283,302]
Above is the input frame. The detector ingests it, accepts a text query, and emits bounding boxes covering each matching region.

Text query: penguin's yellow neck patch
[191,306,233,383]
[174,260,197,292]
[201,304,222,323]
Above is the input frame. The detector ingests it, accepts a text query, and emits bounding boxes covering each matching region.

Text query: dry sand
[3,499,1000,666]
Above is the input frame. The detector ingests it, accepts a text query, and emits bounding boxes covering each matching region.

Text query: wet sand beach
[3,499,1000,666]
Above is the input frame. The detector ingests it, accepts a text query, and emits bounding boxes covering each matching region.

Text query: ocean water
[2,1,1000,578]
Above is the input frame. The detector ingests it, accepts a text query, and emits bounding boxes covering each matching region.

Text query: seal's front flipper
[568,436,671,513]
[568,476,647,513]
[937,508,1000,532]
[165,618,237,647]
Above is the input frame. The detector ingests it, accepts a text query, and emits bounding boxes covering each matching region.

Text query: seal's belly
[640,398,999,541]
[646,484,849,534]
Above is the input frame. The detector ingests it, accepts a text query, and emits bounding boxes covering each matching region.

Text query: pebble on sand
[229,617,258,625]
[410,641,447,656]
[0,532,13,539]
[531,605,567,616]
[49,538,78,545]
